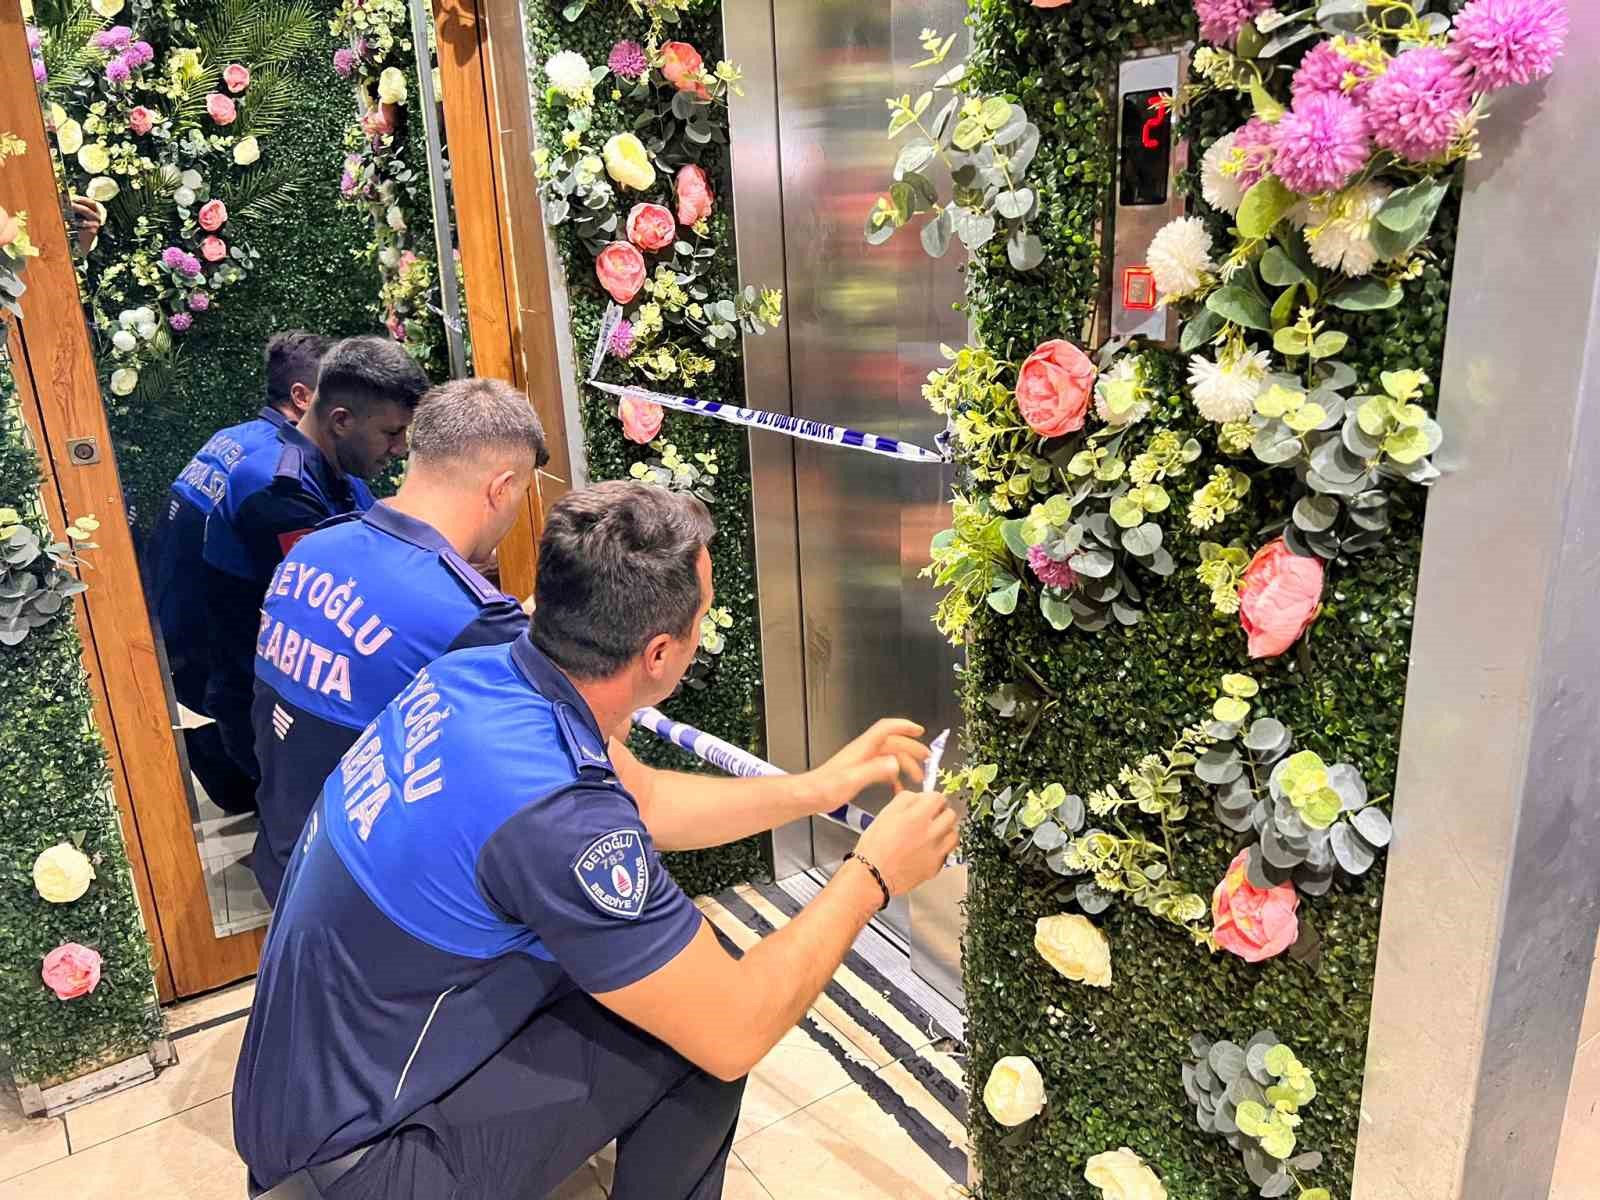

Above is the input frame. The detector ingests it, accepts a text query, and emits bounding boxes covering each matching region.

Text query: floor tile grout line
[733,1076,858,1147]
[732,1150,779,1200]
[66,1085,234,1156]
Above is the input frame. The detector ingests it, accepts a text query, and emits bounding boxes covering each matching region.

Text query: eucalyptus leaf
[1331,821,1377,875]
[1238,176,1297,239]
[1208,286,1272,332]
[1121,523,1162,557]
[1076,881,1114,914]
[1327,762,1368,810]
[1260,24,1320,57]
[1197,747,1245,785]
[1244,718,1290,755]
[1261,1171,1295,1198]
[1001,518,1031,560]
[995,188,1035,220]
[1259,246,1307,287]
[1007,229,1045,271]
[955,209,997,251]
[1293,494,1340,533]
[1352,806,1393,847]
[987,577,1021,615]
[1041,591,1074,630]
[920,206,955,258]
[1246,1042,1275,1086]
[1071,548,1115,579]
[1209,1041,1247,1084]
[1032,820,1067,852]
[894,139,937,180]
[1180,307,1226,353]
[1330,278,1403,311]
[1009,125,1042,177]
[1378,177,1449,232]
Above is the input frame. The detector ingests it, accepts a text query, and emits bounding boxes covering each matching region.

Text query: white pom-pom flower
[1188,347,1271,423]
[1200,131,1247,216]
[544,50,593,100]
[1147,216,1215,300]
[1304,182,1392,277]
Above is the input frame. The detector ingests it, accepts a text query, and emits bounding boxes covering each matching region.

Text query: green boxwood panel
[0,357,163,1084]
[960,2,1457,1195]
[525,0,766,899]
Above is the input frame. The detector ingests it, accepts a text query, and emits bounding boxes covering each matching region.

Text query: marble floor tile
[736,1084,966,1200]
[0,1095,243,1200]
[66,1019,245,1151]
[0,1082,67,1183]
[1552,1032,1600,1200]
[163,979,255,1036]
[735,1014,859,1143]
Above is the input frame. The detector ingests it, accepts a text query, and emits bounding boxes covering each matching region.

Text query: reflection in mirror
[25,0,467,937]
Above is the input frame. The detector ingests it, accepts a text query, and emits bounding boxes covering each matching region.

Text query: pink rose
[0,209,19,249]
[362,105,396,139]
[619,390,664,444]
[1212,849,1300,963]
[386,312,406,341]
[675,164,714,228]
[1031,0,1074,6]
[658,41,710,99]
[206,93,237,126]
[223,63,251,93]
[1015,339,1096,438]
[42,942,102,1001]
[128,105,156,135]
[595,240,647,304]
[201,235,227,262]
[397,250,419,272]
[198,199,228,232]
[1238,538,1324,659]
[626,203,677,252]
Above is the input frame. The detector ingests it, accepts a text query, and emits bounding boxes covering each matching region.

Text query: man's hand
[805,719,928,817]
[852,789,958,896]
[69,197,102,255]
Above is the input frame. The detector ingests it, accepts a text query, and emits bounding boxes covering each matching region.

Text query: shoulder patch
[439,547,506,606]
[572,828,650,920]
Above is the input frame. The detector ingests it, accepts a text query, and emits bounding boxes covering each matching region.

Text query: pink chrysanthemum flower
[1231,117,1279,192]
[169,312,193,333]
[608,317,636,359]
[333,48,357,78]
[1450,0,1569,93]
[1364,47,1474,163]
[105,56,132,83]
[1271,92,1370,194]
[1028,545,1080,592]
[1291,40,1377,105]
[187,291,211,312]
[608,40,648,81]
[1193,0,1276,46]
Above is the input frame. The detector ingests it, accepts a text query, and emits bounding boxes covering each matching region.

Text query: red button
[1123,267,1156,311]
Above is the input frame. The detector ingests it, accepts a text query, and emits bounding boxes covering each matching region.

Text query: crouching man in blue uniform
[249,377,547,906]
[203,336,429,792]
[143,331,332,814]
[233,481,958,1200]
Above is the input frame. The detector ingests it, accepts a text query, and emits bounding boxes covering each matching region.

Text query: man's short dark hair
[314,336,431,417]
[408,378,551,471]
[531,482,714,680]
[264,331,334,415]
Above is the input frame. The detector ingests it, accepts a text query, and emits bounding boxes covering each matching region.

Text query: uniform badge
[573,829,650,920]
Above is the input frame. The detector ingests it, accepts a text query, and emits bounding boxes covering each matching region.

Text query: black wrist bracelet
[844,851,891,911]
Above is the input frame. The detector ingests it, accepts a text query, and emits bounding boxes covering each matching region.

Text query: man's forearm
[723,860,881,1073]
[631,762,824,851]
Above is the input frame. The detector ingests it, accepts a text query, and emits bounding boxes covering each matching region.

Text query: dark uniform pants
[326,989,746,1200]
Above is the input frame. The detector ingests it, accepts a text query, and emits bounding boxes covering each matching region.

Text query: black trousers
[327,989,746,1200]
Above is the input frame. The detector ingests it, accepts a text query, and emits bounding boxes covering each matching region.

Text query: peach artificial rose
[222,63,251,94]
[1085,1148,1167,1200]
[1032,0,1074,7]
[658,41,710,99]
[127,105,156,135]
[198,199,227,232]
[1212,848,1300,963]
[1034,913,1112,987]
[626,202,677,252]
[618,390,664,444]
[201,236,227,262]
[1238,538,1324,659]
[982,1055,1046,1126]
[1016,338,1096,438]
[42,942,102,1001]
[595,241,647,304]
[32,843,95,903]
[206,93,237,126]
[675,164,714,228]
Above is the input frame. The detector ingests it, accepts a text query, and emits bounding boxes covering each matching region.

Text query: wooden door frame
[432,0,572,598]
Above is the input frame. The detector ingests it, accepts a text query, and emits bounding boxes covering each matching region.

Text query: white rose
[109,368,139,396]
[982,1055,1046,1127]
[134,306,155,324]
[90,0,125,15]
[180,169,204,190]
[1085,1148,1167,1200]
[1034,913,1112,988]
[135,321,159,341]
[85,175,120,203]
[385,204,406,232]
[56,119,84,155]
[232,136,260,166]
[77,142,111,174]
[112,330,137,353]
[378,66,408,106]
[173,186,196,208]
[32,843,96,904]
[117,309,138,328]
[378,246,399,269]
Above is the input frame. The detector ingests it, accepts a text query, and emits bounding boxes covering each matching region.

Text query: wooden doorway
[0,0,563,997]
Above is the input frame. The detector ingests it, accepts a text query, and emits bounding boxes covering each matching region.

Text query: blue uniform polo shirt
[231,635,703,1189]
[143,407,290,713]
[249,502,527,905]
[201,423,375,780]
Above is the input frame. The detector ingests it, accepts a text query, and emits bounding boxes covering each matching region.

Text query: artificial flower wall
[526,0,772,898]
[889,1,1568,1196]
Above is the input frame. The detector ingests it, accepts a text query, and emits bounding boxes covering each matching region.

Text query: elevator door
[763,0,967,974]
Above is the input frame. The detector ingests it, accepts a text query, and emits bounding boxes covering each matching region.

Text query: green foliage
[959,1,1458,1196]
[526,0,763,896]
[0,355,163,1083]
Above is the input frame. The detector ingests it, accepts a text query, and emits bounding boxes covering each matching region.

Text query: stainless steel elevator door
[767,0,967,948]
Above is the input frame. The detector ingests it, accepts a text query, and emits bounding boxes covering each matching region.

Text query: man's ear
[288,382,315,418]
[487,468,518,510]
[641,631,675,678]
[326,405,355,436]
